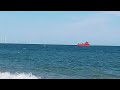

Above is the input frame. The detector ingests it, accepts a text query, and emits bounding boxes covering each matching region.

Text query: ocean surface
[0,44,120,79]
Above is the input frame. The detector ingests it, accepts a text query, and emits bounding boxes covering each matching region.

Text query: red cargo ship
[77,41,90,46]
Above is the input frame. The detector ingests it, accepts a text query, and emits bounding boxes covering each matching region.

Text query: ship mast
[4,35,7,43]
[0,35,3,43]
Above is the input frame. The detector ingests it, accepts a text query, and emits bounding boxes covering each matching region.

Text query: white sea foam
[0,72,41,79]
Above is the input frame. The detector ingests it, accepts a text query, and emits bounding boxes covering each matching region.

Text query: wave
[0,71,41,79]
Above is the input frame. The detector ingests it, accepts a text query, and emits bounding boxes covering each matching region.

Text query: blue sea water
[0,44,120,79]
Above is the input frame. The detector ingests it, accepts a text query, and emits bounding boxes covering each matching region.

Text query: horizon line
[0,42,120,46]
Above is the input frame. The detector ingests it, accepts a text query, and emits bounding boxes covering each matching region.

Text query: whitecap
[0,71,41,79]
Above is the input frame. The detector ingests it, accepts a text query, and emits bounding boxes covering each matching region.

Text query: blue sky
[0,11,120,45]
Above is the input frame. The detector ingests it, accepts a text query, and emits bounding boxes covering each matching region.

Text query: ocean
[0,44,120,79]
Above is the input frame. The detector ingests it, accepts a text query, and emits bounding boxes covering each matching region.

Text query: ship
[77,41,90,46]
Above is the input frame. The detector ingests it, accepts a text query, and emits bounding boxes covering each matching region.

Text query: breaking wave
[0,71,41,79]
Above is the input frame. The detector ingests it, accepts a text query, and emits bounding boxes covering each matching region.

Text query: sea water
[0,44,120,79]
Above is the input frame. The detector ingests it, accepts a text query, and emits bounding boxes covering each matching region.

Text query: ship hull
[77,42,90,46]
[77,45,90,46]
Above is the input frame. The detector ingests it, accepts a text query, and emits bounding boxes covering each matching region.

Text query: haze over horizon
[0,11,120,46]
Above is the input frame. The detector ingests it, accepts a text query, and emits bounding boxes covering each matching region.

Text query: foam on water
[0,71,41,79]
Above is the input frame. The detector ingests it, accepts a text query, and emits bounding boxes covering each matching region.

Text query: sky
[0,11,120,45]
